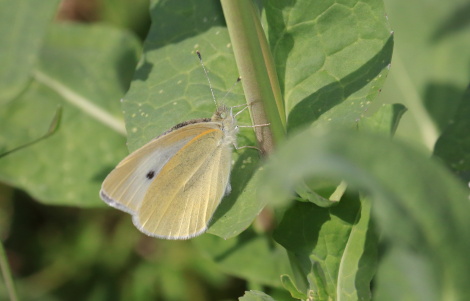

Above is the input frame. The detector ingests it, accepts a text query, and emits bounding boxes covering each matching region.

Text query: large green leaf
[0,0,59,104]
[0,23,140,206]
[123,1,243,151]
[259,128,470,300]
[194,231,292,288]
[263,0,393,132]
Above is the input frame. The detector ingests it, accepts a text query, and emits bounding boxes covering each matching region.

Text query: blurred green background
[1,0,469,300]
[378,0,469,151]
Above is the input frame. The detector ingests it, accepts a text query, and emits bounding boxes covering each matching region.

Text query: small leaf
[280,274,308,300]
[357,103,407,135]
[239,290,277,301]
[294,180,339,208]
[434,85,470,182]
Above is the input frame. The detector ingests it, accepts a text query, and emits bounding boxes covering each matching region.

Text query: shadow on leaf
[287,36,393,133]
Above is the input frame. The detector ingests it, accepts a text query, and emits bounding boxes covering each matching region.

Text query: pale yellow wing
[100,124,221,215]
[134,127,232,239]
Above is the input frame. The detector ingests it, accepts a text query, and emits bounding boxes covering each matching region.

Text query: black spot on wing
[146,170,155,180]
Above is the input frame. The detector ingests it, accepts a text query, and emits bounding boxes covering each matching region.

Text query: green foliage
[194,231,292,288]
[273,196,377,300]
[0,0,60,104]
[259,128,470,299]
[264,0,393,133]
[378,0,470,149]
[1,0,469,300]
[0,22,140,206]
[434,86,470,182]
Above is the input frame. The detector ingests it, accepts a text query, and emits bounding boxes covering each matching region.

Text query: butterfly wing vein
[136,128,232,239]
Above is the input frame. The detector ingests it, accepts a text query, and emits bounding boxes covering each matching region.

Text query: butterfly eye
[146,170,155,179]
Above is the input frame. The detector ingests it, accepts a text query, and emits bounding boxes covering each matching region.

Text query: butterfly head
[212,105,238,145]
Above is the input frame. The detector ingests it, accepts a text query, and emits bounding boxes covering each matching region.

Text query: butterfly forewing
[135,124,231,239]
[100,124,220,215]
[100,103,238,240]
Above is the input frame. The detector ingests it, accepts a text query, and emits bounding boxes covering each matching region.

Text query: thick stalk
[220,0,285,155]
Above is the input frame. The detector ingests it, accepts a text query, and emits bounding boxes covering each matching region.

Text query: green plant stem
[0,241,19,301]
[220,0,285,155]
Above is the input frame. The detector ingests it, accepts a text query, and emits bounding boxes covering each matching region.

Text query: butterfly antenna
[220,76,242,103]
[196,51,218,107]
